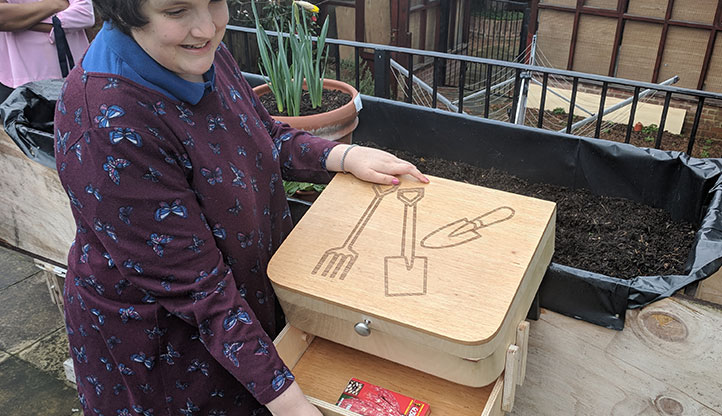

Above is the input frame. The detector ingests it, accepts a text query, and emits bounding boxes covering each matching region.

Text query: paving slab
[18,328,71,384]
[0,245,39,290]
[0,272,64,354]
[0,354,80,415]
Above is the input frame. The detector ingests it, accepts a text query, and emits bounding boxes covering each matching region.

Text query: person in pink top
[0,0,94,102]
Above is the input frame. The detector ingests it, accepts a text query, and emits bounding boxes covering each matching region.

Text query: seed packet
[336,378,431,416]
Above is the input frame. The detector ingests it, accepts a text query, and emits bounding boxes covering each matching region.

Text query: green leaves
[283,181,326,196]
[251,0,329,117]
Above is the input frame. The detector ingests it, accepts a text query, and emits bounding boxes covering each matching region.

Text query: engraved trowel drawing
[312,183,398,280]
[420,206,515,249]
[385,188,427,297]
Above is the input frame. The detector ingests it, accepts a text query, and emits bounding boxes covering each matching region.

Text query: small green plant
[340,59,374,96]
[641,123,658,136]
[252,0,330,116]
[700,138,713,158]
[644,136,654,143]
[283,181,325,197]
[601,128,611,134]
[552,107,566,116]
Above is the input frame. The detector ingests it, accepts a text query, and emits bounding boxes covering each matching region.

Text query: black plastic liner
[350,95,722,330]
[0,79,64,169]
[11,72,722,330]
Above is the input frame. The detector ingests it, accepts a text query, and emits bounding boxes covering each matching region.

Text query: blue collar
[82,21,215,104]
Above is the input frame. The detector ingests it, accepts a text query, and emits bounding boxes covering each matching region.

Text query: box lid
[268,174,556,346]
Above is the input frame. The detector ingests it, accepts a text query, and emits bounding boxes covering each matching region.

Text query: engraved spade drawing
[312,183,398,280]
[385,188,427,297]
[420,206,515,249]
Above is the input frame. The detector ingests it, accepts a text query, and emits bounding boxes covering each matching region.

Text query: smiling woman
[53,0,426,415]
[131,0,229,82]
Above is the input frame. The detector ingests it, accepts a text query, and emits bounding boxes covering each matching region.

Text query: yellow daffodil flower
[293,1,319,13]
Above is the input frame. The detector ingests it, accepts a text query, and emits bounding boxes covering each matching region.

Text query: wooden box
[268,174,556,387]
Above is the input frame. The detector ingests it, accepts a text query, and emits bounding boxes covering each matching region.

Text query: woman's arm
[0,0,68,31]
[27,22,52,32]
[231,52,427,186]
[53,0,94,30]
[266,382,323,416]
[56,124,299,406]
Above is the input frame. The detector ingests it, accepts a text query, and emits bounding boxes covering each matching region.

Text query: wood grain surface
[0,127,73,265]
[268,173,556,345]
[270,218,552,387]
[511,297,722,415]
[696,268,722,305]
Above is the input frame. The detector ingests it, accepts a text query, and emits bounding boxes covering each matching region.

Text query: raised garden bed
[7,74,722,332]
[364,143,697,280]
[340,92,722,330]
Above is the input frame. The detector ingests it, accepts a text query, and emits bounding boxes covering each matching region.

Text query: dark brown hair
[93,0,149,35]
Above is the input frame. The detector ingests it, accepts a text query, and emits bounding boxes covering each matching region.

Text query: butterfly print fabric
[54,44,339,415]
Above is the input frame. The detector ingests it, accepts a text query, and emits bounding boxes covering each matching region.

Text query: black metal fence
[446,0,530,93]
[226,24,722,158]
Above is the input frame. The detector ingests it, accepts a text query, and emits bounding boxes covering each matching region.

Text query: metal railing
[446,0,530,90]
[226,24,722,157]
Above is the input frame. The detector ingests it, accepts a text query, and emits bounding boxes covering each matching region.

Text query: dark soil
[457,101,722,158]
[529,109,722,159]
[599,123,722,159]
[260,89,351,117]
[364,143,698,279]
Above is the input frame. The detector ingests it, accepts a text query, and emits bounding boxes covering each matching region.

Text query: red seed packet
[336,378,431,416]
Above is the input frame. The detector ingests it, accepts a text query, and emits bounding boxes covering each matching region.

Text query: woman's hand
[265,382,322,416]
[327,144,429,185]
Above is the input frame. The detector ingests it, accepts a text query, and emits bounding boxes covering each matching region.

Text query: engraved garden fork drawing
[312,183,398,280]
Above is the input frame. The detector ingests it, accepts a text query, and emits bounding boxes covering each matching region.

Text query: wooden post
[516,321,530,386]
[502,344,519,412]
[695,268,722,305]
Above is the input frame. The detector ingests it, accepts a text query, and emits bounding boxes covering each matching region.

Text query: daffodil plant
[251,0,330,117]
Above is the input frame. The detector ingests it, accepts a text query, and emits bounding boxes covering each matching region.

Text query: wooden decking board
[511,297,722,415]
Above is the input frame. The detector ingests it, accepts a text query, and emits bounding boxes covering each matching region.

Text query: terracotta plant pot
[252,79,361,144]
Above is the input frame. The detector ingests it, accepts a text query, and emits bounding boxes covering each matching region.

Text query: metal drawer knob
[354,319,372,336]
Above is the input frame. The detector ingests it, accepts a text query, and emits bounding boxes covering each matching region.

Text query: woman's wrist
[326,144,354,173]
[266,382,321,416]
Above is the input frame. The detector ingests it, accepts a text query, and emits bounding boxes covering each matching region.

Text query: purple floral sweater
[54,45,338,415]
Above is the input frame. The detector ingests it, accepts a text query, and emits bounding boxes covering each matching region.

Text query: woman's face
[132,0,229,83]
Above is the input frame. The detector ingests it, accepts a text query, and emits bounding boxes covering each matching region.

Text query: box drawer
[274,324,505,416]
